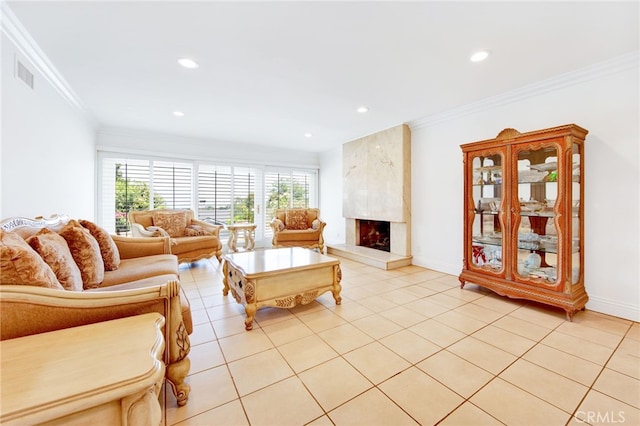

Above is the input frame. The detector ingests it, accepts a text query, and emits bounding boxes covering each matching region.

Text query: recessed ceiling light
[356,106,369,113]
[304,133,313,138]
[177,58,199,69]
[173,111,185,117]
[470,50,490,62]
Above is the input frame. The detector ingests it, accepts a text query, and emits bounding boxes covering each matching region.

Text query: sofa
[129,209,224,263]
[270,208,326,253]
[0,214,193,406]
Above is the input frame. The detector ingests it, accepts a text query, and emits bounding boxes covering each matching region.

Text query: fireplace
[358,220,390,252]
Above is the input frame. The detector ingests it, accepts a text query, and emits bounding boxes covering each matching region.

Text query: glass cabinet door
[470,152,504,272]
[514,144,561,287]
[571,142,582,284]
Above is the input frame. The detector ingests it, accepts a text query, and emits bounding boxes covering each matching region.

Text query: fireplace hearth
[358,220,390,252]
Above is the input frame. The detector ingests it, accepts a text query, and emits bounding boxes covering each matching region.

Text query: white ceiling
[5,1,639,152]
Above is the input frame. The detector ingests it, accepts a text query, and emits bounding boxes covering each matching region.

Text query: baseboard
[586,295,640,322]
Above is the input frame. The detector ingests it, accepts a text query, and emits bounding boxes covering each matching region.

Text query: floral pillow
[285,209,309,230]
[183,225,213,236]
[27,228,83,291]
[79,220,121,271]
[152,211,187,238]
[58,220,104,289]
[0,230,63,290]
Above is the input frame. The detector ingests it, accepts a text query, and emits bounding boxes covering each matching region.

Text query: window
[98,151,317,246]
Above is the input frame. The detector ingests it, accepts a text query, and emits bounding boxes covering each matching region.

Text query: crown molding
[1,2,96,125]
[409,51,639,130]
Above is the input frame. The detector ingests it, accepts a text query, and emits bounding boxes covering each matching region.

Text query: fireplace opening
[358,220,390,252]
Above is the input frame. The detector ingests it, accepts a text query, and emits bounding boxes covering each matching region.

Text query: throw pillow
[152,211,187,238]
[183,224,213,236]
[0,230,63,290]
[58,220,104,289]
[145,226,170,237]
[79,220,121,271]
[311,219,321,230]
[285,209,309,230]
[272,218,285,232]
[27,229,83,291]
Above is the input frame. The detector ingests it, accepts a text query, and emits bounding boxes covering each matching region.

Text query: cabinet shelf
[460,124,588,321]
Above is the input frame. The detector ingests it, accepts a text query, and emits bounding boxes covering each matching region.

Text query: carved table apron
[222,247,342,330]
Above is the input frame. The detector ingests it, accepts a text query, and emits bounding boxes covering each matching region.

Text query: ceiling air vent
[16,59,35,89]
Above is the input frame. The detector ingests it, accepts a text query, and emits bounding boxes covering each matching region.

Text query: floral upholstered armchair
[129,209,223,263]
[270,208,326,253]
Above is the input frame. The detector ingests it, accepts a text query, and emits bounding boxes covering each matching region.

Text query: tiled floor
[162,256,639,425]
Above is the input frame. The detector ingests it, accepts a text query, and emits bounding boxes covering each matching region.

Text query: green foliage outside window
[115,164,165,233]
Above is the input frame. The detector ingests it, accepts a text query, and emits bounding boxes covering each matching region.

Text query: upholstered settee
[0,215,193,406]
[270,208,326,253]
[129,209,223,263]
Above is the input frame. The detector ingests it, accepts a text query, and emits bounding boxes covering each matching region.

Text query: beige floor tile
[627,323,640,341]
[328,300,375,322]
[438,401,503,425]
[576,390,639,425]
[173,399,248,426]
[403,284,437,298]
[431,274,462,287]
[352,313,403,339]
[383,288,421,305]
[296,308,347,333]
[358,294,399,312]
[205,302,246,321]
[492,315,552,341]
[165,365,238,425]
[433,310,488,335]
[442,286,487,302]
[420,279,459,293]
[379,305,428,327]
[379,366,463,425]
[454,303,505,323]
[409,319,467,347]
[278,334,339,373]
[379,329,442,364]
[252,306,294,327]
[340,286,376,301]
[299,357,372,411]
[261,316,313,346]
[228,348,294,396]
[428,292,469,309]
[188,308,210,326]
[472,325,537,356]
[470,378,570,425]
[217,328,274,362]
[328,388,418,425]
[417,349,494,398]
[344,341,411,384]
[288,300,326,316]
[212,315,259,339]
[556,320,625,349]
[509,304,566,329]
[187,341,225,374]
[408,269,447,282]
[405,297,451,317]
[541,330,615,365]
[523,344,603,386]
[318,323,374,354]
[472,293,524,314]
[448,336,517,374]
[242,377,323,426]
[573,310,633,335]
[189,322,217,346]
[606,338,640,379]
[500,359,589,413]
[593,368,640,408]
[305,415,335,426]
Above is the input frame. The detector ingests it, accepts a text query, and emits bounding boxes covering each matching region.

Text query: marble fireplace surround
[341,124,411,261]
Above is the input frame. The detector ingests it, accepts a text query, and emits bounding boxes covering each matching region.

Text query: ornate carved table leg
[332,264,342,305]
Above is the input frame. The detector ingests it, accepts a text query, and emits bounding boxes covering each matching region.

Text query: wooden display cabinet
[459,124,588,320]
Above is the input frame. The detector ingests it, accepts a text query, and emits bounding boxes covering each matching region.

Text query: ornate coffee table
[223,247,342,330]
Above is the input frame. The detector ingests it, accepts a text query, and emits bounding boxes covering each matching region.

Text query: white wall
[320,57,639,321]
[319,146,344,245]
[1,34,96,220]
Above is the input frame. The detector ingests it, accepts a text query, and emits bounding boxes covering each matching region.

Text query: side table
[0,313,166,425]
[227,223,257,252]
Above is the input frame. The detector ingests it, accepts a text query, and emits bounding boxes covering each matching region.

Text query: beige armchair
[129,209,223,263]
[270,208,326,253]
